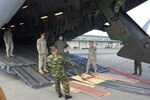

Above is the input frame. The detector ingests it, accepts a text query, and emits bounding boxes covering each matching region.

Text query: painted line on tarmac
[108,67,150,85]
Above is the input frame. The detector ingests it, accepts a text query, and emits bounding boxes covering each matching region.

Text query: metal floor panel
[0,47,37,67]
[13,66,53,88]
[0,52,17,67]
[0,59,15,74]
[14,48,37,64]
[0,47,53,88]
[22,67,50,83]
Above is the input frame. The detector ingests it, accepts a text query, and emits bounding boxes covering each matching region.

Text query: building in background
[67,30,121,49]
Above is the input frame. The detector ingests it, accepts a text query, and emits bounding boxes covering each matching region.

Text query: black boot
[65,95,72,100]
[58,93,63,98]
[139,71,142,76]
[133,72,137,75]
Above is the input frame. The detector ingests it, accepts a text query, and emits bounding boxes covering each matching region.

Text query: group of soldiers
[0,0,144,99]
[3,25,142,99]
[36,33,98,99]
[36,33,74,99]
[3,26,98,99]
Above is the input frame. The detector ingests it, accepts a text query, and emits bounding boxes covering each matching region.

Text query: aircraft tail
[117,9,150,63]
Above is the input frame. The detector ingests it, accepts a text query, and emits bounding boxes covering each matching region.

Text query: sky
[84,0,150,36]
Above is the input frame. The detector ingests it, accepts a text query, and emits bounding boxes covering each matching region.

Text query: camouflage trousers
[134,61,142,73]
[53,75,70,95]
[86,58,97,72]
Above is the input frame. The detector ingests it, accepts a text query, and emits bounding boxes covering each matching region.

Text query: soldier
[37,33,49,74]
[85,41,97,75]
[133,60,142,76]
[55,36,68,56]
[3,27,14,58]
[47,47,74,100]
[112,0,126,20]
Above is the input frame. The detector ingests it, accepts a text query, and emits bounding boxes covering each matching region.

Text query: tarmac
[0,48,150,100]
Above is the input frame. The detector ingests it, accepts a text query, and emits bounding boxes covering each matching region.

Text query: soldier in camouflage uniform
[133,60,142,76]
[85,41,97,75]
[55,36,68,56]
[112,0,126,20]
[47,47,73,99]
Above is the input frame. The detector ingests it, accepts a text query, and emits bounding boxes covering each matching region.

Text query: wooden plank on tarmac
[82,74,105,84]
[71,75,95,85]
[0,87,6,100]
[69,81,110,97]
[70,87,81,93]
[95,73,114,81]
[71,81,95,88]
[96,73,138,84]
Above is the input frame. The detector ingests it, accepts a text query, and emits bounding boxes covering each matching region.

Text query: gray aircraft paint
[0,0,25,28]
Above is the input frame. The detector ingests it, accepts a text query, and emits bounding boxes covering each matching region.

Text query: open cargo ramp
[13,65,54,88]
[0,46,109,88]
[0,47,54,88]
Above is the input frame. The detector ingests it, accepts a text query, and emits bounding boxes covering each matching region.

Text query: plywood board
[71,81,95,88]
[82,74,105,84]
[0,87,6,100]
[70,87,81,93]
[105,73,126,78]
[95,73,114,81]
[71,75,95,85]
[96,73,138,84]
[69,81,110,97]
[108,73,139,84]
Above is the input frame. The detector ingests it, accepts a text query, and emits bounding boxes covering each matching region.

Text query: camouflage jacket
[134,60,141,67]
[47,54,72,77]
[88,46,97,60]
